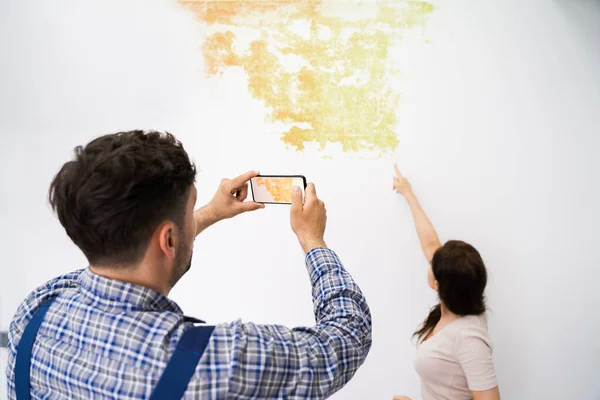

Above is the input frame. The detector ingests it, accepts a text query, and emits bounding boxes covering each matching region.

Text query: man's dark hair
[49,130,196,266]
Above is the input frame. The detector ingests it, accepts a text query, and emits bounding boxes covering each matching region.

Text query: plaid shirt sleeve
[211,247,372,399]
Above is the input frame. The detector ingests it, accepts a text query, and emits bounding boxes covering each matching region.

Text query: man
[6,130,372,399]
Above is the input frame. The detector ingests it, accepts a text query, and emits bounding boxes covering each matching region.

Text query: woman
[392,165,500,400]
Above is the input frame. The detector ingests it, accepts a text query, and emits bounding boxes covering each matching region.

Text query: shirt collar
[76,268,184,314]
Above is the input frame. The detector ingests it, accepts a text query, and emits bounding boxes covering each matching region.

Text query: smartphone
[250,175,307,204]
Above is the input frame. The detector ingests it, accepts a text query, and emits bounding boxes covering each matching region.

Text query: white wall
[1,0,599,399]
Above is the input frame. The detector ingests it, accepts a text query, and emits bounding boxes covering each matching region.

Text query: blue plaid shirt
[6,248,371,399]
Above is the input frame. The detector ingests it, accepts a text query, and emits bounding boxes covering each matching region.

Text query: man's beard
[169,244,193,289]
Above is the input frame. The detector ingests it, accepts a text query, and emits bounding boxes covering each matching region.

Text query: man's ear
[157,222,177,260]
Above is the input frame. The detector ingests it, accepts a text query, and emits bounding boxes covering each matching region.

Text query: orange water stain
[179,0,435,154]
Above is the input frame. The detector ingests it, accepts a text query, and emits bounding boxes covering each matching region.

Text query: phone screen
[250,175,306,204]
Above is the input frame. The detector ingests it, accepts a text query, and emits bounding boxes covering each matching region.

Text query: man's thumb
[291,185,303,213]
[241,201,264,213]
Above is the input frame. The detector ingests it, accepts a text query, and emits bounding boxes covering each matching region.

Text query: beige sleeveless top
[415,314,497,400]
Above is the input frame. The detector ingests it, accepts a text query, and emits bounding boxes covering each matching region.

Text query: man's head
[49,130,197,290]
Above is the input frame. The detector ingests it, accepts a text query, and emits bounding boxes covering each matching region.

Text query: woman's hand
[393,164,413,197]
[393,396,413,400]
[392,164,441,263]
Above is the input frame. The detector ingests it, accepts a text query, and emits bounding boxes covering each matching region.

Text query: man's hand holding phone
[195,171,327,254]
[209,170,265,220]
[290,183,327,253]
[195,171,265,236]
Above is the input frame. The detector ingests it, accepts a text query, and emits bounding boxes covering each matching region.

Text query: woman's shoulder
[460,312,490,327]
[452,314,493,345]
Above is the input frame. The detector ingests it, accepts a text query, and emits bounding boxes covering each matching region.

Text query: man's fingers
[240,201,264,213]
[237,183,249,202]
[231,170,260,190]
[304,182,317,203]
[291,185,303,215]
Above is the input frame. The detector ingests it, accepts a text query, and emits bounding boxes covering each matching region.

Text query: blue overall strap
[15,296,58,400]
[149,325,215,400]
